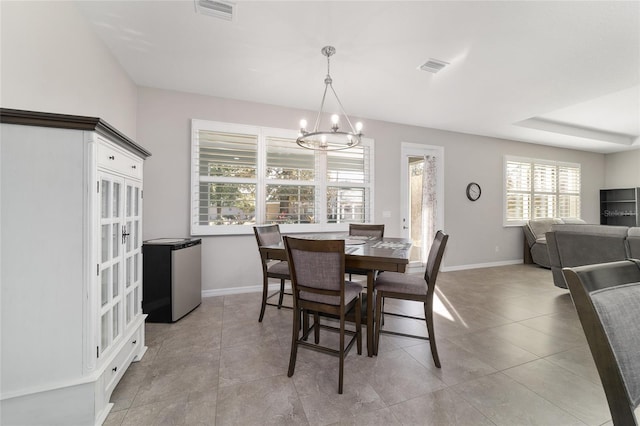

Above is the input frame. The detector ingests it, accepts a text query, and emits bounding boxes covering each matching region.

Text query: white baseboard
[201,261,526,298]
[202,282,291,298]
[441,259,524,272]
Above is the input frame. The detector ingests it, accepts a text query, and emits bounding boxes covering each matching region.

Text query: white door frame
[400,142,445,266]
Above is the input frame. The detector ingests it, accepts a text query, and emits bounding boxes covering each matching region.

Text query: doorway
[400,143,444,266]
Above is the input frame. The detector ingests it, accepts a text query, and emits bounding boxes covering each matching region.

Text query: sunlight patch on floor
[434,288,468,328]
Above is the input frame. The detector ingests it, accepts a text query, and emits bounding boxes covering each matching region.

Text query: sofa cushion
[547,224,631,288]
[554,230,628,267]
[551,224,629,237]
[560,218,587,224]
[528,218,563,240]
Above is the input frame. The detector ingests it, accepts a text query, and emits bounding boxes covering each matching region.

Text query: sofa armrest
[627,227,640,259]
[546,231,566,288]
[523,223,537,248]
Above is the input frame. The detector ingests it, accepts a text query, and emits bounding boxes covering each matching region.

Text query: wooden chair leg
[314,312,320,344]
[278,279,285,308]
[356,297,362,355]
[424,299,440,368]
[259,275,268,322]
[338,315,345,394]
[374,291,383,356]
[302,309,309,341]
[288,306,300,377]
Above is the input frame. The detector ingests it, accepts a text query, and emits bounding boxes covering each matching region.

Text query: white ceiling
[76,0,640,154]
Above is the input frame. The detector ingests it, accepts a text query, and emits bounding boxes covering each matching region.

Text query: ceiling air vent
[195,0,235,21]
[419,58,449,74]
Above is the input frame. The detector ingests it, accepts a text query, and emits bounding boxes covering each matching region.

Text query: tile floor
[104,264,617,426]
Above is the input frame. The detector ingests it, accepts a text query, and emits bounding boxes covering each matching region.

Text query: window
[191,120,374,235]
[504,156,580,225]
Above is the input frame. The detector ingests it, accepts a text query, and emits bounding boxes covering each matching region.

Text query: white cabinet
[0,109,151,425]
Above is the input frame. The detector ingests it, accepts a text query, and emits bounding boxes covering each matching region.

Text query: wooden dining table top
[259,233,412,273]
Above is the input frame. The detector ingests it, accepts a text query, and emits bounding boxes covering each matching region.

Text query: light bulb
[299,119,307,130]
[355,122,363,133]
[331,114,340,124]
[320,135,327,147]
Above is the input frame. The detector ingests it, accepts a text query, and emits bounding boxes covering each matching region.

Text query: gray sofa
[628,227,640,258]
[523,218,585,268]
[546,224,640,288]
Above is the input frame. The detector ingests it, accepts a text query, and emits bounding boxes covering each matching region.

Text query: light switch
[382,211,391,218]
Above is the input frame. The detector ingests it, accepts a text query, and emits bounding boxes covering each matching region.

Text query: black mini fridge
[142,238,202,322]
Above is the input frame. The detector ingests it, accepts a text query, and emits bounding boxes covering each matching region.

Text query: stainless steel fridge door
[171,243,202,321]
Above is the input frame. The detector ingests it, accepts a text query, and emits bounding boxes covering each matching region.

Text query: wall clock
[466,182,481,201]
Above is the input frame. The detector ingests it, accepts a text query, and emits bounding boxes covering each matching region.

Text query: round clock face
[466,182,481,201]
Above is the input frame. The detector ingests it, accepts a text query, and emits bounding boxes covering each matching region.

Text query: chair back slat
[424,230,449,286]
[254,224,283,247]
[349,223,385,239]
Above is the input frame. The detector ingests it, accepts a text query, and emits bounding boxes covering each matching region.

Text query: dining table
[259,233,412,356]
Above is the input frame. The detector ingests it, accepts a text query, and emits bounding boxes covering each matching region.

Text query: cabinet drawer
[104,327,142,396]
[98,140,143,179]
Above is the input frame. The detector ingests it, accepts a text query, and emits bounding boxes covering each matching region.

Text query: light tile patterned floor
[104,264,615,426]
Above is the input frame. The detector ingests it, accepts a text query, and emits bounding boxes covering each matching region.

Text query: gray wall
[0,1,138,139]
[604,150,640,188]
[137,87,605,293]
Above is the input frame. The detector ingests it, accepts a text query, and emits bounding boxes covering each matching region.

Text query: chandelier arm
[328,83,358,134]
[312,83,330,133]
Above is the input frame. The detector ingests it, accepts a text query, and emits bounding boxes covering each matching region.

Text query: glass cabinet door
[98,174,124,356]
[124,181,143,327]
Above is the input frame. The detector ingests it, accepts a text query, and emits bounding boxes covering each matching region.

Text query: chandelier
[296,46,363,151]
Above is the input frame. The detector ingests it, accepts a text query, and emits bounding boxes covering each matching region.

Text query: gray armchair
[523,218,564,268]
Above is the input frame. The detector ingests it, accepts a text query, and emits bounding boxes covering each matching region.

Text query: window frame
[503,155,581,226]
[191,119,375,236]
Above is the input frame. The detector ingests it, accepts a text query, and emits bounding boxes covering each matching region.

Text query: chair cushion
[267,260,289,276]
[591,282,640,408]
[375,271,426,296]
[300,281,363,306]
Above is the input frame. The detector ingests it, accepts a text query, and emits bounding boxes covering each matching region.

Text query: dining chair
[373,230,448,366]
[347,223,385,280]
[253,225,291,322]
[283,236,363,394]
[563,259,640,426]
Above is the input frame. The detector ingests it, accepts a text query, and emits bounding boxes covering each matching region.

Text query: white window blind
[194,128,257,227]
[191,119,374,235]
[265,136,317,224]
[504,156,581,225]
[326,146,370,223]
